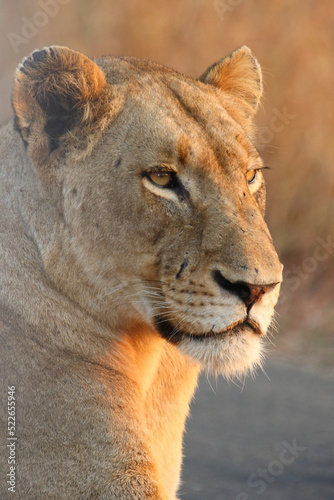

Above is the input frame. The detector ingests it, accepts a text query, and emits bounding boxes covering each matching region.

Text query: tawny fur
[0,46,282,499]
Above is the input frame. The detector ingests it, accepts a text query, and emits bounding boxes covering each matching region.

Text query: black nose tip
[212,270,278,311]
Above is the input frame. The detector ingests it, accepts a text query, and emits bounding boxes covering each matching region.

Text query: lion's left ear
[198,46,263,135]
[12,46,117,163]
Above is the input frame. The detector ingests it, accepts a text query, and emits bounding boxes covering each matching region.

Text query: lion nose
[212,270,278,311]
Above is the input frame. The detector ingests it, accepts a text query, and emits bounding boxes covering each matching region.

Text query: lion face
[12,46,282,377]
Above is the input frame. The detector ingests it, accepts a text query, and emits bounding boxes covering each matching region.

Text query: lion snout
[212,269,280,312]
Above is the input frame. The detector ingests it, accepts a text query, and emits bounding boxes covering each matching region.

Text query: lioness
[0,45,282,499]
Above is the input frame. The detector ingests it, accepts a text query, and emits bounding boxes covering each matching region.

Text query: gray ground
[181,359,334,500]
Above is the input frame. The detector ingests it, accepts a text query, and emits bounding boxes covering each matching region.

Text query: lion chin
[155,317,265,378]
[178,330,264,379]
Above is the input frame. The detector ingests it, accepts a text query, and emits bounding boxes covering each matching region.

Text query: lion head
[12,45,282,378]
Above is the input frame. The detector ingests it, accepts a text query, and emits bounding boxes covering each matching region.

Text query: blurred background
[0,0,333,368]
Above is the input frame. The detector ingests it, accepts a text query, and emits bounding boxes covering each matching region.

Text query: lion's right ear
[12,46,116,162]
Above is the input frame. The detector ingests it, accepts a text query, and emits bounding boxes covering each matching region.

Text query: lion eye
[148,172,173,187]
[246,169,257,184]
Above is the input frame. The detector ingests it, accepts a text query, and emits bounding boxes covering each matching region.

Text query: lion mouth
[155,316,262,344]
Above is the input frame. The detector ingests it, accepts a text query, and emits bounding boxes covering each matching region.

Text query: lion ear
[12,46,115,161]
[198,46,263,134]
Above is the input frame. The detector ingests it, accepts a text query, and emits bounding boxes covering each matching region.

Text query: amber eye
[148,172,173,187]
[246,169,257,184]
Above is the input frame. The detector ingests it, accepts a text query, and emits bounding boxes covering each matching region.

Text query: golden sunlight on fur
[0,45,282,499]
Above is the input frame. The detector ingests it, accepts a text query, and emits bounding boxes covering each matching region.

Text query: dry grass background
[1,0,333,369]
